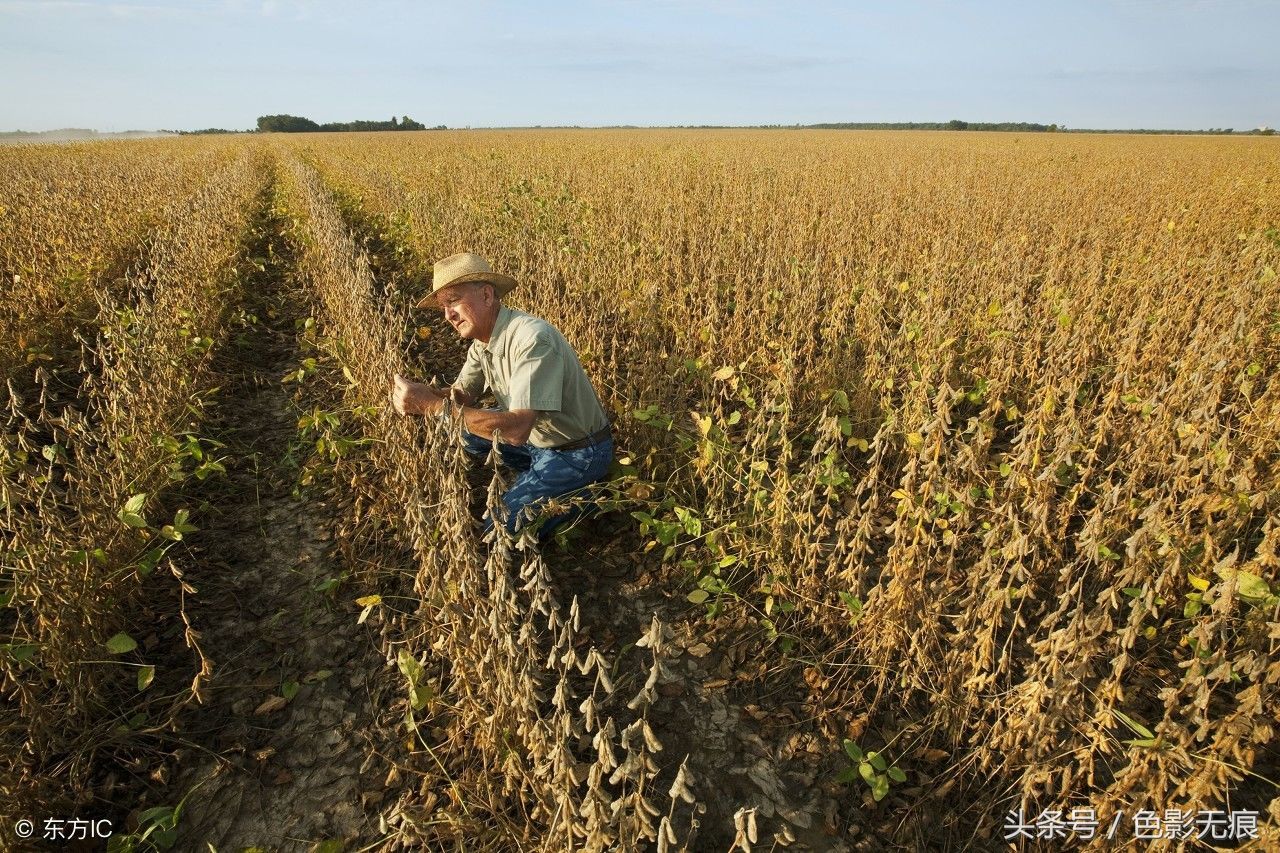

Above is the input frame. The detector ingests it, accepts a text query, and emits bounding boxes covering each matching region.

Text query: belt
[552,425,612,452]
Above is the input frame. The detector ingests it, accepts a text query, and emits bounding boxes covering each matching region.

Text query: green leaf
[138,665,155,691]
[397,649,424,684]
[281,680,300,700]
[1219,568,1272,601]
[6,644,37,662]
[106,632,138,654]
[871,773,890,801]
[1113,709,1154,739]
[835,765,859,784]
[124,493,147,514]
[173,508,198,534]
[887,766,907,783]
[410,682,434,711]
[858,761,877,786]
[159,525,182,541]
[119,511,148,529]
[686,589,710,604]
[868,751,887,772]
[136,806,175,827]
[137,548,164,577]
[842,739,863,762]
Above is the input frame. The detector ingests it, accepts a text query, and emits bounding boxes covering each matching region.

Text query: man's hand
[391,373,442,416]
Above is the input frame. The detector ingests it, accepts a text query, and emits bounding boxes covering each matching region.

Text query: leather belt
[552,425,612,452]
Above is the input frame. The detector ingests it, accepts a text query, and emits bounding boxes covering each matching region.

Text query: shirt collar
[476,304,514,355]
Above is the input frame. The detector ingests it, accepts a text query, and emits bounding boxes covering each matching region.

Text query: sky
[1,0,1277,131]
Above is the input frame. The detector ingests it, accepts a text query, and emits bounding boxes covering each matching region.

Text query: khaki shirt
[454,305,609,448]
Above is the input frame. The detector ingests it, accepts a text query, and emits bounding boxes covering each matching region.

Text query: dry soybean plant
[1,146,267,816]
[0,137,239,380]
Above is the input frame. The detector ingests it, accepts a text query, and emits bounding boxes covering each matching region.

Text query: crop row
[275,152,707,850]
[1,145,269,818]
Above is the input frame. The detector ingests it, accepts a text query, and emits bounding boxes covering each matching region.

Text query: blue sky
[1,0,1276,131]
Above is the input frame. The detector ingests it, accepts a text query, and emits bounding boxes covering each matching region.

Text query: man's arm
[392,374,536,445]
[456,405,537,446]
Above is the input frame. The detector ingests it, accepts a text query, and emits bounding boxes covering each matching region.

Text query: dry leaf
[254,695,288,715]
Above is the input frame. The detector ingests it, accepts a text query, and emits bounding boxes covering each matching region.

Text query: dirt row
[129,179,404,850]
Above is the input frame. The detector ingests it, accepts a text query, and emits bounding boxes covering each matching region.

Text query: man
[390,252,613,539]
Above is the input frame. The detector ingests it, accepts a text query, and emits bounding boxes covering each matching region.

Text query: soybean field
[2,130,1278,851]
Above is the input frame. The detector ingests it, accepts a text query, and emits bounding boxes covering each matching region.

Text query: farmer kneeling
[390,252,613,539]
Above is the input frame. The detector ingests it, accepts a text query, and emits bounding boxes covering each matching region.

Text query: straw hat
[416,252,517,308]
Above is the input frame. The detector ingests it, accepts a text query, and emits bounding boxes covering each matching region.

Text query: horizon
[2,0,1277,133]
[4,120,1275,134]
[3,120,1273,136]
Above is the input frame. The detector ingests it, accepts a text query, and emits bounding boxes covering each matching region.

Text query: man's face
[434,282,497,340]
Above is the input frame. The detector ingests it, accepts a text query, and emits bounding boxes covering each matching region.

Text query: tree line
[806,120,1060,132]
[255,114,442,133]
[800,120,1273,135]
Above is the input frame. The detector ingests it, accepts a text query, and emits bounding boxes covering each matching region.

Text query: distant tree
[255,113,431,133]
[946,119,969,130]
[257,114,320,133]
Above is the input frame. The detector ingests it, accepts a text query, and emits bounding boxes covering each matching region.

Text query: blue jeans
[462,430,614,540]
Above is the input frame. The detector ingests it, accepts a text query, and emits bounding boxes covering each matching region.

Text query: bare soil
[157,202,405,851]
